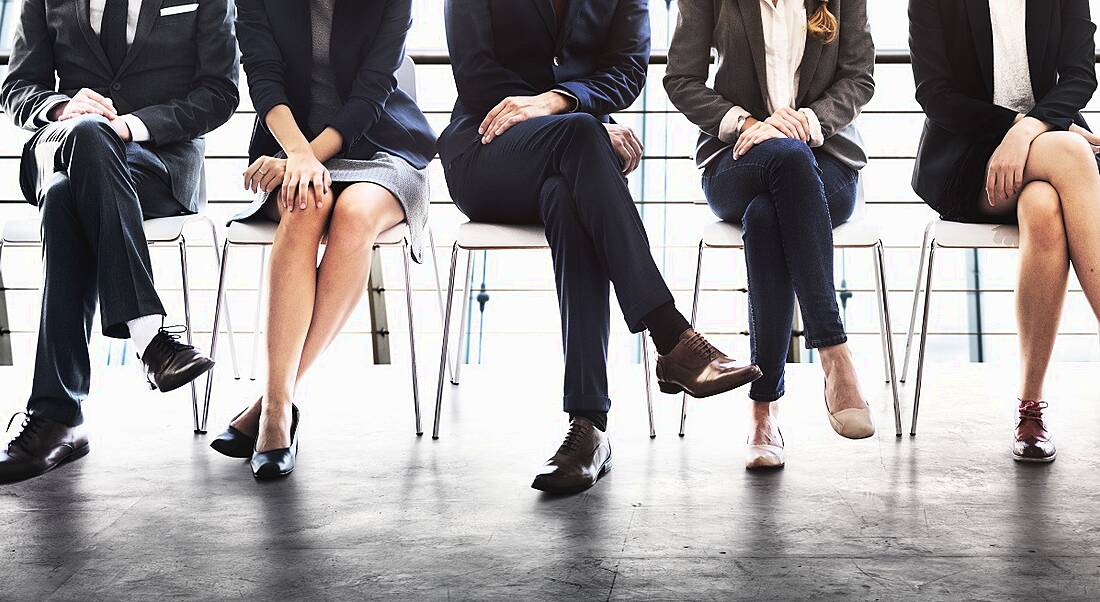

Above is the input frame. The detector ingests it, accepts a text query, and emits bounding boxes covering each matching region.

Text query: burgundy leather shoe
[655,329,762,398]
[531,417,612,494]
[1012,400,1056,463]
[0,413,89,484]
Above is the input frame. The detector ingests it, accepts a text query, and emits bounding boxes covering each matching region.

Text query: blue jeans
[702,138,858,402]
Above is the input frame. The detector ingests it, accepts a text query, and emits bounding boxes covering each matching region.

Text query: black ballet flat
[250,405,300,480]
[209,407,256,459]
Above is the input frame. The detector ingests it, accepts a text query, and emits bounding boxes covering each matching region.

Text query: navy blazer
[235,0,436,169]
[438,0,651,165]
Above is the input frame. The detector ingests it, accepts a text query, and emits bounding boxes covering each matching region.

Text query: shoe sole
[1012,451,1056,463]
[530,456,613,495]
[658,366,764,398]
[0,442,90,485]
[156,358,216,394]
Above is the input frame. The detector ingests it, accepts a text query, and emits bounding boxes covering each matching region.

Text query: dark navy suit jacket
[236,0,436,169]
[438,0,651,165]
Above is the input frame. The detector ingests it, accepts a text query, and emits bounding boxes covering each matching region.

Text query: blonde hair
[807,0,839,44]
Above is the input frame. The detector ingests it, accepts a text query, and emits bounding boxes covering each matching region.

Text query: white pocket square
[160,3,199,16]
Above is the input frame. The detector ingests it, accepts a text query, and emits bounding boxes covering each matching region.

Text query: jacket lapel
[736,0,770,108]
[1024,0,1049,100]
[964,0,995,98]
[556,0,583,52]
[532,0,557,39]
[117,0,165,76]
[75,0,114,75]
[796,0,823,102]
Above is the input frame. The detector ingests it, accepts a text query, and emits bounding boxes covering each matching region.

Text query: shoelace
[5,412,43,454]
[1018,399,1048,425]
[557,420,591,455]
[685,333,722,362]
[144,325,192,361]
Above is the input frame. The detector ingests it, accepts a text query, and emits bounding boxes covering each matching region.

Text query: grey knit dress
[232,0,430,262]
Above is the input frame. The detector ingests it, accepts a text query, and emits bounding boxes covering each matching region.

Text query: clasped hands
[985,116,1100,206]
[477,92,644,175]
[732,107,813,160]
[243,152,331,211]
[49,88,132,141]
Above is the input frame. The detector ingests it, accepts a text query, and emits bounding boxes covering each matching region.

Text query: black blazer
[909,0,1097,205]
[1,0,240,212]
[438,0,650,165]
[235,0,436,169]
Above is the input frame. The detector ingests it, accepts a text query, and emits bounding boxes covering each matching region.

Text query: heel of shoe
[658,381,683,395]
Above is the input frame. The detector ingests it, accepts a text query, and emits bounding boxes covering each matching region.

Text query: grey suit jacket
[1,0,240,212]
[664,0,875,170]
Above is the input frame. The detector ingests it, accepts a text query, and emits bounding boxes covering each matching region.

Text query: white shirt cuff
[718,106,751,143]
[551,88,579,113]
[120,114,151,142]
[800,108,825,148]
[36,99,69,125]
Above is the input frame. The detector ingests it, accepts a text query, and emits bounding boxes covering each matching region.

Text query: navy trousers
[702,139,858,402]
[442,113,674,413]
[20,117,188,426]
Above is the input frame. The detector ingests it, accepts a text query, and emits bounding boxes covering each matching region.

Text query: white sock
[127,315,163,357]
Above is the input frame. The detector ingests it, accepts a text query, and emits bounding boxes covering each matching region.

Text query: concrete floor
[2,357,1100,601]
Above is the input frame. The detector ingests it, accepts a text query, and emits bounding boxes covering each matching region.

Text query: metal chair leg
[249,247,267,381]
[872,245,891,384]
[641,332,655,438]
[680,240,705,437]
[433,244,460,439]
[202,217,241,380]
[427,228,456,380]
[911,241,937,436]
[450,250,473,385]
[402,240,423,436]
[874,243,903,437]
[179,238,201,433]
[202,240,233,434]
[902,222,934,383]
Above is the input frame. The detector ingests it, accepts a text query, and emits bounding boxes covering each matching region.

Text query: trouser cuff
[563,394,612,413]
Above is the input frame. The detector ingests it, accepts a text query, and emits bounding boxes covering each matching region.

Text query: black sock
[570,411,607,432]
[644,302,691,355]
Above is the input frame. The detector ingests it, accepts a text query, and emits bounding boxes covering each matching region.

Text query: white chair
[680,184,903,437]
[900,219,1019,435]
[432,222,657,440]
[201,56,445,435]
[0,209,241,434]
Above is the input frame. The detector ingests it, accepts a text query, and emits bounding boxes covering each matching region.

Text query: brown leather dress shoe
[0,413,90,484]
[531,417,612,494]
[656,329,762,398]
[1012,400,1056,463]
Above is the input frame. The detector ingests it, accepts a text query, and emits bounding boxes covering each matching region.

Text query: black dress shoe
[210,407,257,459]
[251,405,299,480]
[0,413,89,484]
[140,326,215,393]
[531,417,612,494]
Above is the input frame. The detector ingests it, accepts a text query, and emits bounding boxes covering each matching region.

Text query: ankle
[819,345,853,374]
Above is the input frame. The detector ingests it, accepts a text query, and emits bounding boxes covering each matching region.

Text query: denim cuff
[805,334,848,350]
[749,389,784,403]
[564,393,612,413]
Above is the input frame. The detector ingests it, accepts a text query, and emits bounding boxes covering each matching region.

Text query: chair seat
[932,220,1019,249]
[3,215,196,245]
[225,220,407,246]
[702,218,882,249]
[456,222,547,250]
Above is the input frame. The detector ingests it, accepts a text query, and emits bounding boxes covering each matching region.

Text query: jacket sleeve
[556,0,650,115]
[131,0,240,144]
[806,0,876,138]
[1027,0,1097,131]
[444,0,539,118]
[663,0,737,139]
[0,0,72,130]
[325,0,414,153]
[909,0,1017,136]
[235,0,289,129]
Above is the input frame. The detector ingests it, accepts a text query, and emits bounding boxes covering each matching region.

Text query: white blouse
[989,0,1035,114]
[716,0,824,148]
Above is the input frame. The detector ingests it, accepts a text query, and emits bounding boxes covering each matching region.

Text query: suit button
[553,56,561,67]
[110,82,121,91]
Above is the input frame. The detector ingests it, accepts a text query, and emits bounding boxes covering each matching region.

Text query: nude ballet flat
[745,429,785,470]
[825,388,875,439]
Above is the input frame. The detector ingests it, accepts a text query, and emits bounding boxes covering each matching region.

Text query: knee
[66,116,121,149]
[767,138,816,170]
[330,192,396,240]
[276,192,334,244]
[559,113,610,147]
[1035,131,1095,167]
[1017,181,1066,247]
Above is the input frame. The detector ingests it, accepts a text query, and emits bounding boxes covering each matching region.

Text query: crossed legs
[232,184,404,452]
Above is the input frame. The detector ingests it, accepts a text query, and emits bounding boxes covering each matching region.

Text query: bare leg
[246,184,404,448]
[749,400,782,446]
[818,342,868,412]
